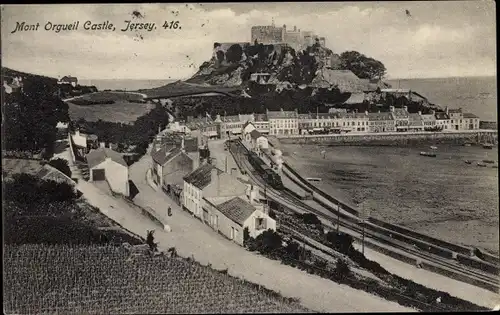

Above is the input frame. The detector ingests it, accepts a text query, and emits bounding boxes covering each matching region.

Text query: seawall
[277,130,498,146]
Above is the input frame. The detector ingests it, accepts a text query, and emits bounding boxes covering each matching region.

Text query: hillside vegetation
[2,67,69,159]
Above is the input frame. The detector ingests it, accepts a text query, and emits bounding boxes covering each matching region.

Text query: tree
[48,158,72,178]
[226,44,243,63]
[339,51,387,80]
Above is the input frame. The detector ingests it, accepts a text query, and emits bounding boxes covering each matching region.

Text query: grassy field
[68,101,155,124]
[74,91,145,102]
[4,244,310,314]
[2,158,43,177]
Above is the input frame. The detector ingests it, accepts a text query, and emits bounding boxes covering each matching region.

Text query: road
[124,144,414,312]
[62,91,148,102]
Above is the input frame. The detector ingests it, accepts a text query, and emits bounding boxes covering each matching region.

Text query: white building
[86,148,129,196]
[183,164,248,218]
[462,113,480,130]
[339,111,370,133]
[250,130,269,152]
[267,108,299,136]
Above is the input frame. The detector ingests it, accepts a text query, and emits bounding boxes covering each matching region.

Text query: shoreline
[277,142,499,256]
[277,130,498,147]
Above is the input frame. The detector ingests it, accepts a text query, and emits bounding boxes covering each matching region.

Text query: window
[255,218,267,230]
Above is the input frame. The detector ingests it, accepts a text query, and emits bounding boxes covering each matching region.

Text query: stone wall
[277,131,498,146]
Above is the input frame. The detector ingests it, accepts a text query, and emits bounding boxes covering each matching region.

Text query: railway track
[229,140,500,293]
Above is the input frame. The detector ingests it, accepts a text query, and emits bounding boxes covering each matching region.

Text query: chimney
[280,108,284,112]
[418,111,422,115]
[389,106,395,112]
[403,106,408,112]
[211,168,219,196]
[365,111,368,115]
[100,142,106,148]
[445,107,449,115]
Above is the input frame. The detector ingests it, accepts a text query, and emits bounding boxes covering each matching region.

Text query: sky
[1,2,496,80]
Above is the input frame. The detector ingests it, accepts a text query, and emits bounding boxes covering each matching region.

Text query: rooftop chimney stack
[389,106,395,113]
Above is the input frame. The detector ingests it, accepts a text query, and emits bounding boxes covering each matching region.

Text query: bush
[335,259,351,279]
[247,230,282,256]
[48,158,72,178]
[325,231,354,254]
[300,213,321,225]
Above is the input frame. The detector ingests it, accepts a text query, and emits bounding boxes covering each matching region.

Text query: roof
[344,92,365,104]
[36,164,76,187]
[60,76,78,82]
[250,129,263,140]
[243,121,255,129]
[184,137,198,152]
[221,115,240,122]
[368,112,394,121]
[463,113,479,119]
[311,69,366,93]
[421,114,436,121]
[215,196,256,226]
[408,113,423,123]
[266,109,298,119]
[339,112,368,119]
[152,146,182,165]
[86,148,128,168]
[434,112,450,120]
[254,114,268,122]
[392,108,409,118]
[183,163,223,190]
[448,108,462,113]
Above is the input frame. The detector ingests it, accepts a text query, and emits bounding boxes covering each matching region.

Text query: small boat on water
[420,151,436,157]
[483,159,495,164]
[476,162,487,167]
[463,143,472,147]
[492,165,498,169]
[430,146,438,150]
[483,143,494,149]
[464,160,472,164]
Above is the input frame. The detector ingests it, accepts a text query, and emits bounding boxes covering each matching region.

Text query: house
[86,148,129,196]
[446,107,463,131]
[367,111,395,133]
[203,194,276,246]
[250,130,269,152]
[71,130,99,156]
[390,106,410,132]
[462,113,480,130]
[339,111,370,133]
[420,110,437,130]
[298,112,343,134]
[266,108,299,136]
[434,111,451,131]
[183,164,248,219]
[242,121,257,142]
[253,113,270,134]
[151,135,200,188]
[408,113,424,132]
[58,75,78,87]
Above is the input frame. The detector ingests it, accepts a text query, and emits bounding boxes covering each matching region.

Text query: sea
[78,79,178,92]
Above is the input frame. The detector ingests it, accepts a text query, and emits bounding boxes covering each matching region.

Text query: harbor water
[281,143,499,255]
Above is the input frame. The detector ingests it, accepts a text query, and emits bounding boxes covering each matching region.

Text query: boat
[476,162,487,167]
[483,159,495,164]
[492,165,498,169]
[420,151,436,157]
[464,160,472,164]
[482,143,494,149]
[463,143,472,147]
[430,146,438,150]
